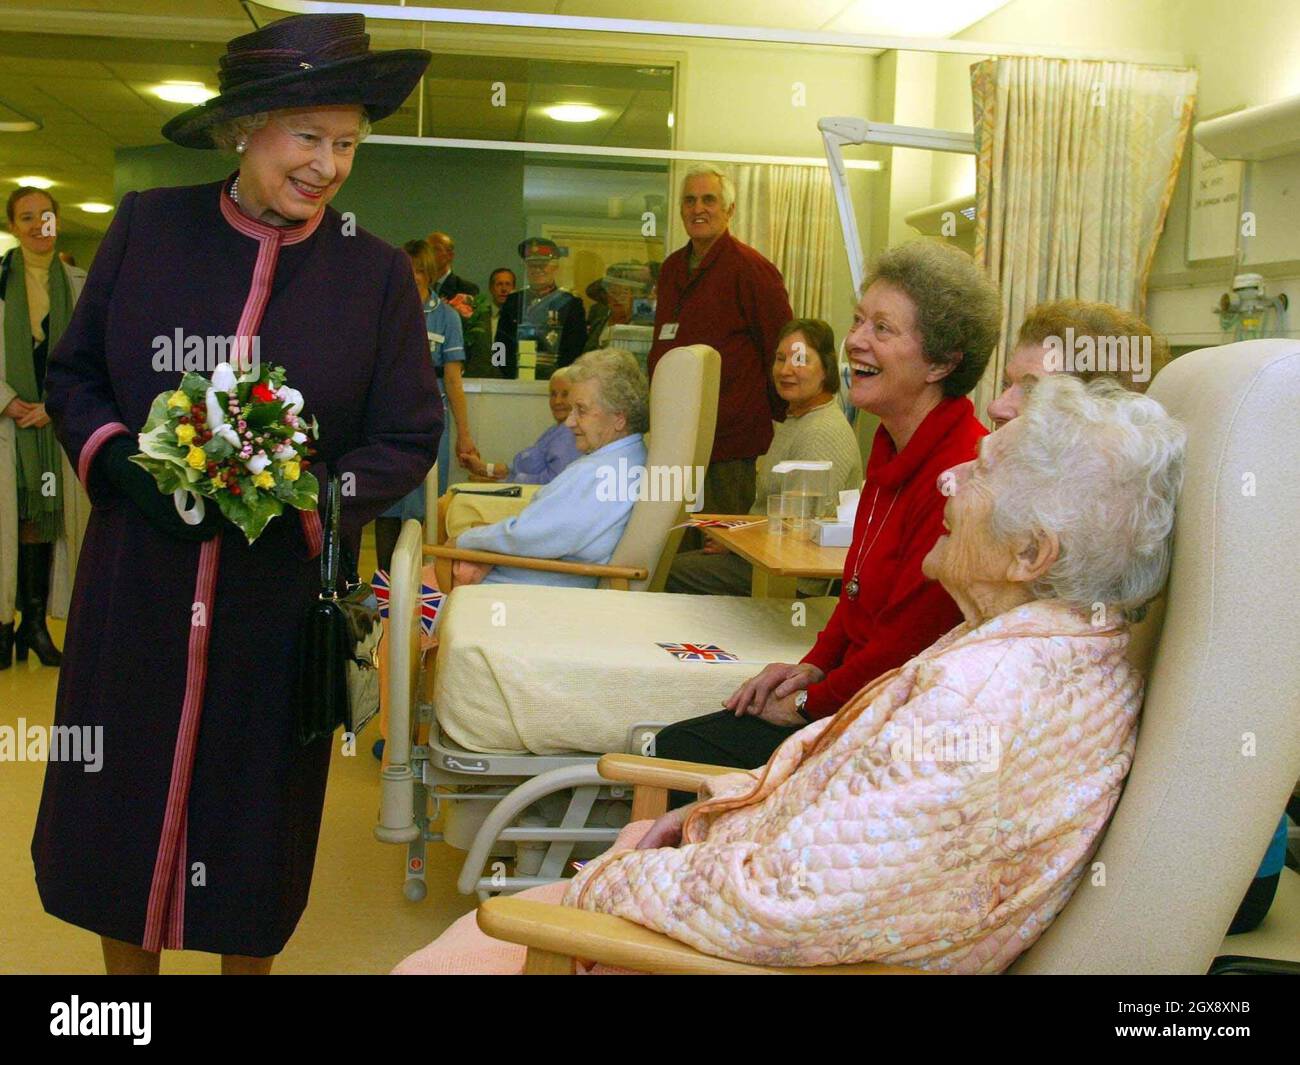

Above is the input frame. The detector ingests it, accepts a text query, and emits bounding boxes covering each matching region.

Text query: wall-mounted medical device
[1216,273,1290,342]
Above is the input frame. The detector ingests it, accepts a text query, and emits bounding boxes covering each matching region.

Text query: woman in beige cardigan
[0,186,90,667]
[667,317,863,597]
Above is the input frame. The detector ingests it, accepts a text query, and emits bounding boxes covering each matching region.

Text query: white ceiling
[251,1,1015,38]
[0,0,1012,237]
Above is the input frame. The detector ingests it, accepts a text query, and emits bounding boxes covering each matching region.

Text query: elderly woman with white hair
[440,348,648,591]
[461,366,581,486]
[395,373,1187,974]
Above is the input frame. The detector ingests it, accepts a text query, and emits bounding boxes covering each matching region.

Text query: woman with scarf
[1,186,90,668]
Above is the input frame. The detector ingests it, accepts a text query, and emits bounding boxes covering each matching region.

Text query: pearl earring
[236,140,247,154]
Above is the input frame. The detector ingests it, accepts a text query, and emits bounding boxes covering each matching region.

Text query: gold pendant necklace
[845,486,899,600]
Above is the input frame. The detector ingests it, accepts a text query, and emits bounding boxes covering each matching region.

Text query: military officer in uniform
[493,237,586,379]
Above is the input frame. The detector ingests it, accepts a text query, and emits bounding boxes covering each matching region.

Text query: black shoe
[0,622,12,670]
[15,542,61,668]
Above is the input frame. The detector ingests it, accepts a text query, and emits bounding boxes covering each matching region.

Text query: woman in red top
[653,241,1000,773]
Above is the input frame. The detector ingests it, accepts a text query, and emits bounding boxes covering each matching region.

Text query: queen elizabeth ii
[34,13,439,975]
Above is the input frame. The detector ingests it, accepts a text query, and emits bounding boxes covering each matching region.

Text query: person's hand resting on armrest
[636,804,693,850]
[722,661,825,727]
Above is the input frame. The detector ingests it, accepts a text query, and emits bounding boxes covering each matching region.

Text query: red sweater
[647,231,792,463]
[800,396,988,719]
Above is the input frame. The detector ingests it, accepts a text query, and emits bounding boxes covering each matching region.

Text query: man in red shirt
[648,165,793,516]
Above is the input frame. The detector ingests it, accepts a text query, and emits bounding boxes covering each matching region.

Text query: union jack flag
[419,586,444,638]
[371,569,391,617]
[684,518,763,530]
[372,569,444,637]
[657,642,739,663]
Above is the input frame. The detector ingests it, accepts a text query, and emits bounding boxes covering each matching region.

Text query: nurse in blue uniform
[374,238,467,574]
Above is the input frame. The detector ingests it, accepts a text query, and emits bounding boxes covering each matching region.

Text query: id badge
[428,332,445,344]
[659,322,679,340]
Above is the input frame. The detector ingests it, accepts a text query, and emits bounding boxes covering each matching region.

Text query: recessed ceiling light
[77,202,113,214]
[15,175,54,189]
[543,104,603,124]
[151,81,218,105]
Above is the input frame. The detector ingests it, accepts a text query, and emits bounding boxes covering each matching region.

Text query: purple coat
[31,179,440,956]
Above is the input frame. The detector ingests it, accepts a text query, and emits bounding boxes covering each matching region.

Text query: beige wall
[947,0,1300,344]
[428,24,880,348]
[673,36,879,341]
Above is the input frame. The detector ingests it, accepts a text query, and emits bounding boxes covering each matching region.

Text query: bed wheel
[404,879,427,902]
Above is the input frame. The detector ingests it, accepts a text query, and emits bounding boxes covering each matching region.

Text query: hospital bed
[376,344,838,899]
[467,338,1300,973]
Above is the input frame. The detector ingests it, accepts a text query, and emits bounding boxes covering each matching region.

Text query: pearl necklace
[229,176,240,203]
[844,485,899,601]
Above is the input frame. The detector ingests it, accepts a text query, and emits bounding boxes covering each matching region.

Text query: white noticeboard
[1187,139,1245,263]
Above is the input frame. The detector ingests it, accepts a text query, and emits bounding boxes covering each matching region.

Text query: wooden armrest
[598,753,742,793]
[477,896,921,975]
[422,543,647,582]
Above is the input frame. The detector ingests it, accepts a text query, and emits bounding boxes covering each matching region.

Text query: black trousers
[653,710,802,808]
[1227,872,1281,935]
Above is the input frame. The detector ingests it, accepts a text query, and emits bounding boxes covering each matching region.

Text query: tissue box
[814,519,854,547]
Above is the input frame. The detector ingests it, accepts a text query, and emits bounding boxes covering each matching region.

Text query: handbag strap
[321,473,343,596]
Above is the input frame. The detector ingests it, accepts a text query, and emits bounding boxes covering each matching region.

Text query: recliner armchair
[473,338,1300,975]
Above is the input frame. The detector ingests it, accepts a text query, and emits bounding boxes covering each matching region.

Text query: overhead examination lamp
[819,117,977,419]
[819,117,975,293]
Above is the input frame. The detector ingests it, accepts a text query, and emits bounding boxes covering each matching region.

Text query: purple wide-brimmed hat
[162,12,430,149]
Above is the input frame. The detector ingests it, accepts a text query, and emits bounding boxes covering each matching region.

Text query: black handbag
[295,475,383,746]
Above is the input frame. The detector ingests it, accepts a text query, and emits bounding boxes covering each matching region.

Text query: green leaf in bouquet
[129,452,192,496]
[137,422,187,463]
[202,436,235,462]
[178,372,212,399]
[140,392,177,434]
[244,401,284,429]
[214,484,284,544]
[281,470,319,511]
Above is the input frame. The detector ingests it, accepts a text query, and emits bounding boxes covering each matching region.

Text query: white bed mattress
[434,585,836,755]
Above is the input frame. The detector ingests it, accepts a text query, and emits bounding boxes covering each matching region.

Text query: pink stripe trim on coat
[140,182,321,952]
[300,508,323,560]
[77,420,131,489]
[141,534,221,952]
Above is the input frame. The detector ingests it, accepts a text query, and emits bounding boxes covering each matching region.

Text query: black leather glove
[96,436,223,542]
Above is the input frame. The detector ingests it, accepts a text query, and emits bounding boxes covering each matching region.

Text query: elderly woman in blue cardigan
[443,347,647,591]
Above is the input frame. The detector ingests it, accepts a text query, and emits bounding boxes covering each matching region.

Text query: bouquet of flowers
[131,361,320,544]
